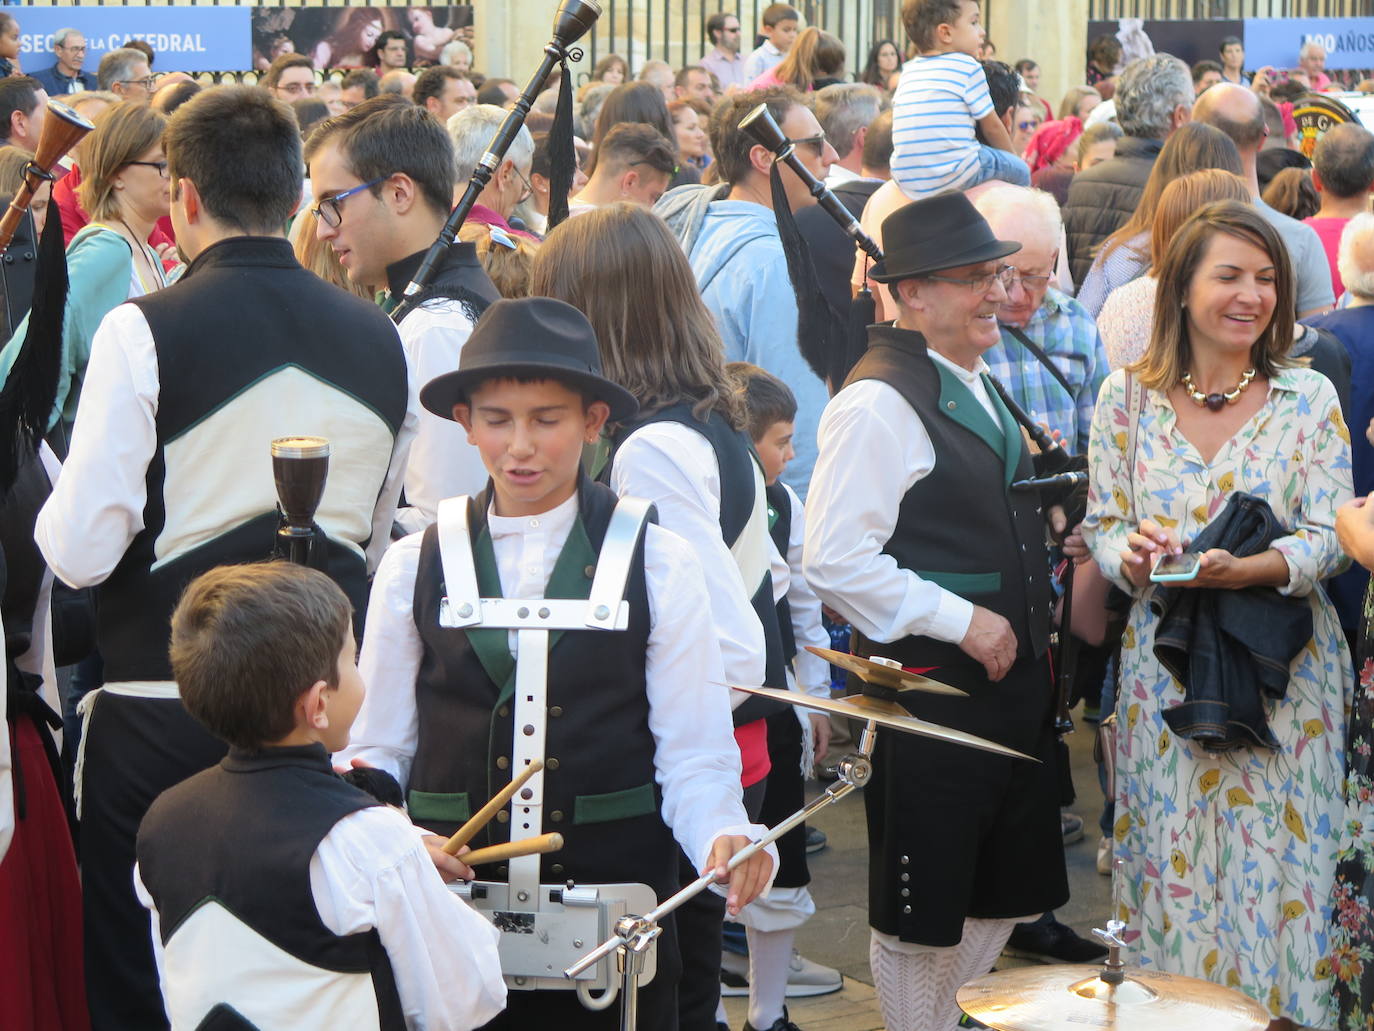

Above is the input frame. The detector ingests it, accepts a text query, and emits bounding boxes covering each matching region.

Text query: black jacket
[1151,492,1312,751]
[1062,136,1163,287]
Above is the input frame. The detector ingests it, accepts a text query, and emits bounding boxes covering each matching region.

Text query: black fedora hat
[870,192,1021,284]
[420,297,640,423]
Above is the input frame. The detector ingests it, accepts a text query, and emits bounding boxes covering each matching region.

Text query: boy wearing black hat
[803,193,1068,1031]
[342,297,775,1029]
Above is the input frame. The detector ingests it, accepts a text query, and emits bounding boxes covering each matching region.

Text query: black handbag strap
[1004,324,1075,399]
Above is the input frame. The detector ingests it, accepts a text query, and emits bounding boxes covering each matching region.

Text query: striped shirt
[891,51,992,199]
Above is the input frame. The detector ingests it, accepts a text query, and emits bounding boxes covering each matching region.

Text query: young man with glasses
[307,94,500,531]
[804,191,1070,1031]
[35,85,416,1031]
[263,52,316,102]
[32,28,96,95]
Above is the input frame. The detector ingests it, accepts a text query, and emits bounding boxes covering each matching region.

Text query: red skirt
[0,713,88,1031]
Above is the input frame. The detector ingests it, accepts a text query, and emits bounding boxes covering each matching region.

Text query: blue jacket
[656,183,827,498]
[30,64,98,96]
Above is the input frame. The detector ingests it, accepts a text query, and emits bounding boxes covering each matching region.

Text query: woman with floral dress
[1082,200,1353,1030]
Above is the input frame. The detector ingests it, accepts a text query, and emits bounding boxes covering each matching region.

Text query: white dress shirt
[804,349,1002,648]
[135,805,507,1031]
[343,491,773,875]
[396,300,489,534]
[607,422,767,695]
[34,303,418,589]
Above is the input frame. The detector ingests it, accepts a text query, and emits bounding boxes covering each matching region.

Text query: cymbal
[957,964,1271,1031]
[806,646,969,696]
[730,685,1033,760]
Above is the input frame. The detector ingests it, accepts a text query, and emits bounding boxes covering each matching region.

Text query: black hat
[870,192,1021,284]
[420,297,639,423]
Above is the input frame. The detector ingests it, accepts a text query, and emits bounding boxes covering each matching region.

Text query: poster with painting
[250,7,474,72]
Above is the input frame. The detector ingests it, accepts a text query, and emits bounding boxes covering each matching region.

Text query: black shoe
[805,826,827,854]
[743,1006,802,1031]
[1003,915,1108,964]
[717,1024,731,1031]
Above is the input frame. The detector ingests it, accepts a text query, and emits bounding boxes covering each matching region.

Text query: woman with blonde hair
[0,102,170,447]
[1098,169,1251,367]
[751,27,846,91]
[531,201,829,1031]
[1078,122,1243,317]
[294,215,371,300]
[1083,200,1352,1031]
[457,221,539,298]
[1058,84,1102,121]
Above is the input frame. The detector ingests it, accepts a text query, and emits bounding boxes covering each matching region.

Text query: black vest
[98,237,409,682]
[607,403,789,724]
[386,241,500,322]
[766,481,796,664]
[136,744,404,1031]
[843,327,1052,675]
[408,477,677,897]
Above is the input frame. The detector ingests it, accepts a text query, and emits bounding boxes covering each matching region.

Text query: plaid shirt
[983,287,1109,456]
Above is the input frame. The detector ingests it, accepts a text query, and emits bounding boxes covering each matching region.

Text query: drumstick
[442,759,544,855]
[461,832,564,867]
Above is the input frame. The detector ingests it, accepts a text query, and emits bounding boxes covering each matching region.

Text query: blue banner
[1243,17,1374,72]
[16,8,251,74]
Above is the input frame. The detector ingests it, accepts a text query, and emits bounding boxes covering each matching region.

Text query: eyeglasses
[787,133,826,158]
[1005,266,1054,290]
[59,44,87,53]
[1016,120,1041,132]
[925,265,1015,292]
[310,175,389,228]
[125,160,169,179]
[118,77,157,91]
[275,82,316,97]
[513,166,535,205]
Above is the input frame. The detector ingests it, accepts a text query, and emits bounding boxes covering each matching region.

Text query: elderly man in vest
[804,193,1069,1031]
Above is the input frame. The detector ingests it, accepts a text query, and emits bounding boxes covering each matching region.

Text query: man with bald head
[1308,122,1374,299]
[1194,82,1334,316]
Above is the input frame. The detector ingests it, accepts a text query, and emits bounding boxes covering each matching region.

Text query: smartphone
[1149,552,1201,583]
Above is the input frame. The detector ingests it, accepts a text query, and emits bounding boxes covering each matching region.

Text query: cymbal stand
[565,721,880,1030]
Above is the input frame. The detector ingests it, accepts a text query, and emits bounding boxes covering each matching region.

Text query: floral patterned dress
[1333,586,1374,1025]
[1082,367,1354,1027]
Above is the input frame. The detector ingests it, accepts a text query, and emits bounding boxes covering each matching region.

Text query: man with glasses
[263,52,316,102]
[32,27,95,95]
[414,65,477,125]
[701,11,749,93]
[97,47,155,104]
[567,123,675,211]
[658,86,837,496]
[308,94,499,530]
[447,102,539,241]
[804,191,1069,1031]
[35,85,415,1031]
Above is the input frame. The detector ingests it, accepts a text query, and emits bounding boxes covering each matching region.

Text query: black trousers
[675,778,766,1031]
[82,692,225,1031]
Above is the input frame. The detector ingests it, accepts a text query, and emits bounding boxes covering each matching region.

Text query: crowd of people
[5,2,1374,1031]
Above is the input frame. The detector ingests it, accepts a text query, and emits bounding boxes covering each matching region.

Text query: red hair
[1022,117,1084,173]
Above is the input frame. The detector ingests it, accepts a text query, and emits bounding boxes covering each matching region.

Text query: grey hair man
[1337,211,1374,302]
[1299,39,1332,90]
[1309,123,1374,300]
[1062,54,1193,284]
[638,59,676,102]
[814,82,887,187]
[1194,82,1334,316]
[97,47,154,103]
[447,103,535,237]
[32,27,95,95]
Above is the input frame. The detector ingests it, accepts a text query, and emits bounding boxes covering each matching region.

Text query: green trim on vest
[983,373,1024,490]
[915,569,1002,595]
[407,790,471,824]
[573,782,658,825]
[464,526,514,693]
[931,362,1023,489]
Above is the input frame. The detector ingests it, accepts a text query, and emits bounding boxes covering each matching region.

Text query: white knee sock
[746,926,795,1029]
[869,919,1019,1031]
[715,998,728,1025]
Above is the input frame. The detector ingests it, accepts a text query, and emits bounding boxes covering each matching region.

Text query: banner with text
[1242,18,1374,72]
[18,8,251,74]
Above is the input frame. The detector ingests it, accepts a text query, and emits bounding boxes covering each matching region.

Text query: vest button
[550,810,564,822]
[550,705,563,717]
[901,873,909,882]
[552,864,564,875]
[496,810,510,823]
[900,855,909,865]
[903,905,912,914]
[901,888,910,897]
[584,565,596,578]
[547,758,560,770]
[522,724,535,736]
[946,401,956,410]
[498,705,510,718]
[497,756,510,770]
